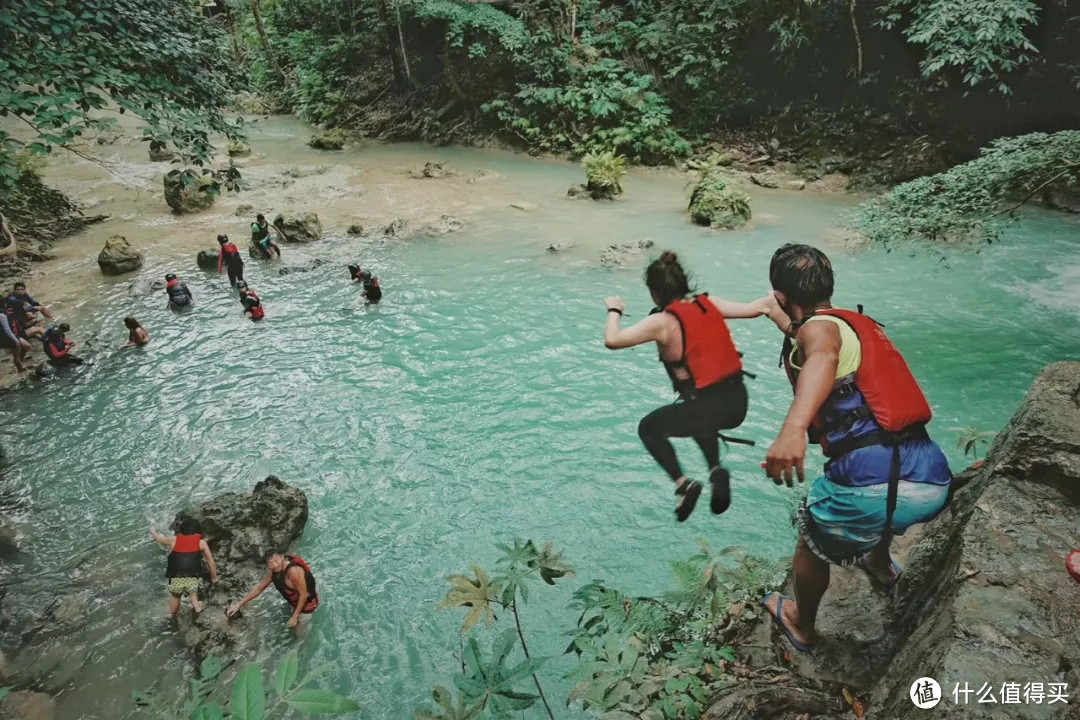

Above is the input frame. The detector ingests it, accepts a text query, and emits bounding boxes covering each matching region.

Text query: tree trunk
[377,0,407,89]
[249,0,284,81]
[223,1,246,66]
[0,211,18,261]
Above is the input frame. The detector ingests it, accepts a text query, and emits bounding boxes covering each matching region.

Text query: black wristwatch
[608,308,623,316]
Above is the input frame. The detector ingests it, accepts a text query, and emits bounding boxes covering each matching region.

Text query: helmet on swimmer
[217,234,229,244]
[165,273,177,281]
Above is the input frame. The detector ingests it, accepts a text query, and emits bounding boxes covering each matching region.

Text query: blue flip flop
[856,556,903,594]
[762,592,814,654]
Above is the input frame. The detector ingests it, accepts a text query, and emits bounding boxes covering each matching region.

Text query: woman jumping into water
[603,251,785,522]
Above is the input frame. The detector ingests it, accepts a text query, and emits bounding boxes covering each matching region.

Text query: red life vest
[166,278,180,290]
[663,295,743,392]
[814,308,931,433]
[272,555,319,613]
[166,533,204,578]
[249,305,265,321]
[221,242,239,256]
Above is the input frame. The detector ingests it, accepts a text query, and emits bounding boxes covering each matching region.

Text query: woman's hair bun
[659,251,678,264]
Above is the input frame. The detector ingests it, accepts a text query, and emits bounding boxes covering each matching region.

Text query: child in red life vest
[150,518,218,615]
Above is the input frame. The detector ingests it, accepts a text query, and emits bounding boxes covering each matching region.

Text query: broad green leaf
[284,689,360,715]
[199,656,222,682]
[229,663,265,720]
[274,651,299,697]
[192,701,224,720]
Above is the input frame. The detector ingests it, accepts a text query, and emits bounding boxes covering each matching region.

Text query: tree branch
[511,599,556,720]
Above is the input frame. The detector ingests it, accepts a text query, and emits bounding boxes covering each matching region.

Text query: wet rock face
[97,235,143,275]
[279,258,328,276]
[407,161,451,179]
[600,240,655,268]
[172,476,308,660]
[0,691,56,720]
[273,212,322,243]
[864,361,1080,719]
[308,130,347,150]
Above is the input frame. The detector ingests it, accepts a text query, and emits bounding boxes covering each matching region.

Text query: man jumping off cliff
[760,244,952,653]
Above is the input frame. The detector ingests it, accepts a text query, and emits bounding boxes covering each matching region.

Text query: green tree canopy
[0,0,243,190]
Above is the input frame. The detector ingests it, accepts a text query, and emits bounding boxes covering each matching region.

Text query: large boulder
[196,248,219,271]
[97,235,143,275]
[273,212,322,243]
[279,258,328,276]
[172,476,308,660]
[308,129,347,150]
[163,170,218,214]
[407,161,451,179]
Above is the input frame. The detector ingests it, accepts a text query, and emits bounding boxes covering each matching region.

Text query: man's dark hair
[58,322,71,333]
[264,550,284,562]
[14,282,25,291]
[769,244,834,308]
[256,213,265,222]
[177,517,201,535]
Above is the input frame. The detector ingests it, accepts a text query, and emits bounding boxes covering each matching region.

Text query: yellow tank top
[788,315,861,379]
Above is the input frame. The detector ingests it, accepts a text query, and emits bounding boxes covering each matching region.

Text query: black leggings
[226,262,244,286]
[638,376,748,481]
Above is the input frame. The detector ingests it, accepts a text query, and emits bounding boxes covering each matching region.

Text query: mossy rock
[688,171,752,229]
[163,170,219,214]
[308,129,347,151]
[148,141,176,162]
[228,141,252,157]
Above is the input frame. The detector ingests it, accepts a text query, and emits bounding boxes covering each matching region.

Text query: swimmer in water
[239,286,265,321]
[120,317,149,348]
[348,266,381,304]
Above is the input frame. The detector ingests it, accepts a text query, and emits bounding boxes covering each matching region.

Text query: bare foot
[762,592,814,651]
[191,599,204,614]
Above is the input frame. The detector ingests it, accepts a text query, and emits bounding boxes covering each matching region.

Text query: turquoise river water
[0,123,1078,719]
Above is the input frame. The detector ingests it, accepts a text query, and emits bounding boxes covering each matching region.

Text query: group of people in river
[605,245,952,652]
[150,520,318,629]
[1,212,382,375]
[1,282,87,371]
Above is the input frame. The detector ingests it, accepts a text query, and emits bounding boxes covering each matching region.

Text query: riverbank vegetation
[421,538,788,720]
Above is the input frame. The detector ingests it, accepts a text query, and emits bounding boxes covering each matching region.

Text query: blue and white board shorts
[796,438,952,566]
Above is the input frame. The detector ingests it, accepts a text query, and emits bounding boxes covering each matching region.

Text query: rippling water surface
[1,127,1079,719]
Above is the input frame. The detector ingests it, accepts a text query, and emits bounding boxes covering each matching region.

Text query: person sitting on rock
[151,519,218,616]
[239,286,265,321]
[120,317,149,348]
[41,323,84,367]
[760,243,952,654]
[4,297,43,341]
[217,234,245,286]
[227,552,319,628]
[251,214,282,260]
[165,273,194,310]
[0,304,32,372]
[7,282,52,321]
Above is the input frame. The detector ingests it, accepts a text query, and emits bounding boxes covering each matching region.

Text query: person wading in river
[603,251,783,522]
[150,519,219,616]
[217,234,245,286]
[227,552,318,628]
[251,214,283,260]
[760,243,952,653]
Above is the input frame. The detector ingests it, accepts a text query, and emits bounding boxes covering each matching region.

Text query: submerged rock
[786,179,807,191]
[227,141,251,158]
[279,258,328,276]
[382,219,408,237]
[688,172,752,229]
[173,476,308,660]
[234,203,254,217]
[273,212,322,243]
[407,161,450,179]
[421,215,465,236]
[308,129,347,150]
[196,248,219,271]
[346,224,364,236]
[749,173,780,189]
[510,201,538,212]
[600,240,655,268]
[147,142,175,162]
[97,235,143,275]
[547,241,576,253]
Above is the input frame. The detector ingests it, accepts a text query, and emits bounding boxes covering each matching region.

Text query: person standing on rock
[251,214,283,259]
[760,243,951,653]
[603,251,783,522]
[226,552,318,628]
[151,519,218,616]
[216,234,245,286]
